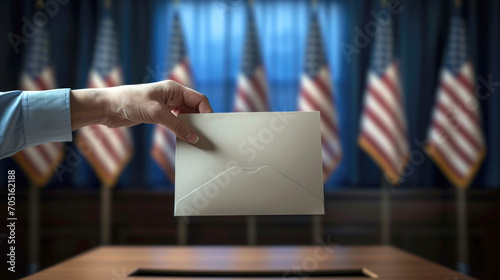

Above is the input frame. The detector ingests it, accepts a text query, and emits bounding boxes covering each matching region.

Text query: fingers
[166,81,214,113]
[168,104,198,115]
[156,107,200,144]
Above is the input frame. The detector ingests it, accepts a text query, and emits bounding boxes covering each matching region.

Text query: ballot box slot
[128,267,378,278]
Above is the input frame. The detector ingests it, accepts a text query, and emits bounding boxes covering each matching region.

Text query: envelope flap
[175,166,324,216]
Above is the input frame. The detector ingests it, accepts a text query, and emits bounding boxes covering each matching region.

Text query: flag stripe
[457,72,474,93]
[237,74,267,112]
[425,15,485,188]
[437,83,484,142]
[14,28,64,187]
[434,104,480,156]
[34,145,54,168]
[364,90,407,155]
[16,150,45,177]
[76,9,133,187]
[364,107,403,157]
[431,120,474,165]
[301,75,337,123]
[156,127,176,165]
[250,74,267,106]
[435,102,482,151]
[357,20,409,185]
[151,12,192,182]
[236,89,258,112]
[299,100,340,153]
[426,142,464,178]
[381,73,402,106]
[233,8,269,114]
[359,132,398,174]
[299,13,342,181]
[161,126,177,164]
[367,85,406,136]
[321,138,339,161]
[362,117,399,168]
[300,88,339,138]
[440,81,479,125]
[23,148,47,177]
[369,72,406,127]
[78,128,114,175]
[313,75,333,102]
[35,78,49,92]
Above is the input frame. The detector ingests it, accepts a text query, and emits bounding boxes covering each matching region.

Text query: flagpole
[28,182,40,274]
[456,188,469,274]
[450,0,469,274]
[177,217,188,245]
[172,0,188,246]
[312,215,322,243]
[380,176,391,245]
[97,0,114,246]
[242,0,258,246]
[28,3,44,272]
[246,216,257,245]
[308,0,324,246]
[100,184,112,244]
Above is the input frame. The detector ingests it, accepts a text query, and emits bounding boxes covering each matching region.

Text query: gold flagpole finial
[36,0,44,9]
[311,0,318,7]
[454,0,462,8]
[174,0,180,6]
[104,0,111,9]
[381,0,387,8]
[248,0,254,7]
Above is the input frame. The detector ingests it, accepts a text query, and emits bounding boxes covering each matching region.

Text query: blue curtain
[0,0,499,190]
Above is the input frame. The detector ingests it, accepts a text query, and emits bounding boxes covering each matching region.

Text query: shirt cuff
[22,88,73,146]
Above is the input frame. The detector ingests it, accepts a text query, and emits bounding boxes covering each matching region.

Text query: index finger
[178,84,214,113]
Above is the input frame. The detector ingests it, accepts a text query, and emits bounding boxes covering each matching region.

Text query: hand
[70,80,213,144]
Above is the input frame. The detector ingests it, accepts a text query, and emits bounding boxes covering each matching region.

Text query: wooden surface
[23,246,475,280]
[3,189,498,279]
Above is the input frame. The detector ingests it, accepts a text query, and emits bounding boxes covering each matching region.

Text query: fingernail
[186,132,199,144]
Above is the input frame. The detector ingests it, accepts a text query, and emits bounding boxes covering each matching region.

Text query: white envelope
[174,111,324,216]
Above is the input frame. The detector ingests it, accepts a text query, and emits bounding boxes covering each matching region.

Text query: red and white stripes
[425,62,485,187]
[234,67,269,112]
[358,63,409,184]
[299,67,342,180]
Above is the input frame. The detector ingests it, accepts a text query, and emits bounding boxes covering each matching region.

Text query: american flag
[75,8,133,187]
[425,13,486,188]
[233,8,269,112]
[151,12,193,182]
[298,13,342,181]
[358,20,409,185]
[14,27,64,187]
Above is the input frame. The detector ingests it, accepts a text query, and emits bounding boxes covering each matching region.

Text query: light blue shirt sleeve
[0,89,73,160]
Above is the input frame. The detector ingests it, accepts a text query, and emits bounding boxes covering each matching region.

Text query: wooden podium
[23,246,475,280]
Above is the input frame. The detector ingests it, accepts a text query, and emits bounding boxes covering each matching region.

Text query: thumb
[158,109,200,144]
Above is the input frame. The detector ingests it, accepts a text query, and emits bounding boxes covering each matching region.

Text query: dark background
[0,0,499,279]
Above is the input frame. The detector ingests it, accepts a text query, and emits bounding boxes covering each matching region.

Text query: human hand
[70,80,213,144]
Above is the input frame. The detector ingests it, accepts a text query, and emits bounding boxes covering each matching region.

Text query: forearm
[1,80,211,160]
[70,88,109,130]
